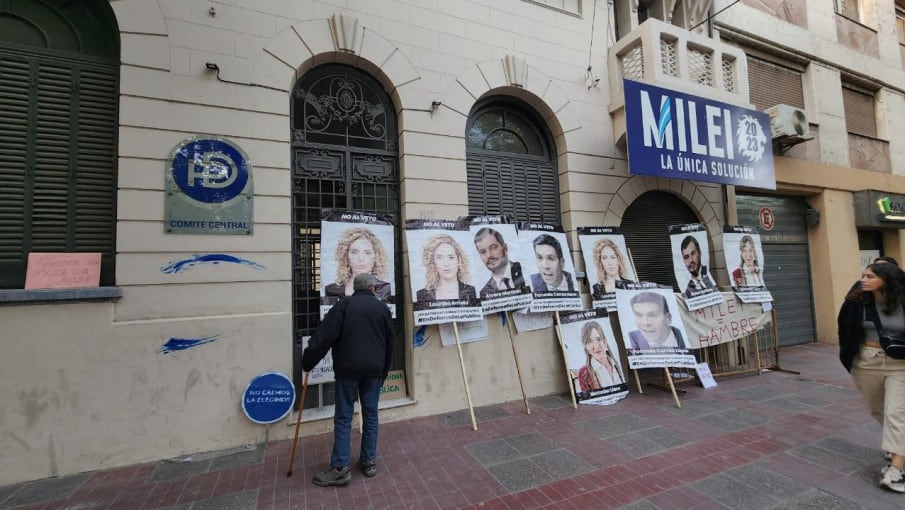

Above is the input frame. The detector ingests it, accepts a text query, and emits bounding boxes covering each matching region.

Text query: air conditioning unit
[765,104,812,145]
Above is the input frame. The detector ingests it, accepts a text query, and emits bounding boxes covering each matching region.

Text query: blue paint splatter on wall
[161,254,265,274]
[159,336,219,354]
[412,325,428,348]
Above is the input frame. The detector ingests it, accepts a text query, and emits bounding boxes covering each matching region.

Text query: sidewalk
[2,343,902,510]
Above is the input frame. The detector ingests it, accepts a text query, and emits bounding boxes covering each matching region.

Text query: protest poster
[466,216,533,313]
[678,292,772,348]
[438,318,489,347]
[405,219,483,325]
[518,222,582,313]
[301,336,333,384]
[320,209,396,318]
[614,282,697,369]
[511,308,554,333]
[669,224,725,311]
[577,227,637,311]
[722,226,773,303]
[559,309,629,406]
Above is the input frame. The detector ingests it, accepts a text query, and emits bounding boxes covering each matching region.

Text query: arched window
[466,99,558,223]
[0,0,119,289]
[621,190,700,290]
[290,64,402,410]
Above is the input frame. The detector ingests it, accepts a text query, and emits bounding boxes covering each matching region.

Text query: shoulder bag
[867,305,905,360]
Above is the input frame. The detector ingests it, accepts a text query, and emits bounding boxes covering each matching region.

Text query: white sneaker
[880,465,905,493]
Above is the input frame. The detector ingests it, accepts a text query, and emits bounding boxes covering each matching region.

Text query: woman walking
[838,262,905,493]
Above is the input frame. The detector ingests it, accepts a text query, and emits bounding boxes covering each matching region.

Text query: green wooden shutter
[0,49,117,289]
[0,53,30,288]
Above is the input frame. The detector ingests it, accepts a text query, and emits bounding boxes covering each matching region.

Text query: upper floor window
[522,0,581,16]
[835,0,860,21]
[746,55,805,111]
[842,84,878,138]
[896,2,905,45]
[615,0,713,39]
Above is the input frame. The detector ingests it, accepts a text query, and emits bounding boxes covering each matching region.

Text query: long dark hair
[847,262,905,314]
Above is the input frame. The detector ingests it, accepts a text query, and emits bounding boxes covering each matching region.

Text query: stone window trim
[0,287,122,306]
[522,0,583,17]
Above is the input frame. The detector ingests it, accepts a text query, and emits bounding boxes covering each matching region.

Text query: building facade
[1,0,904,485]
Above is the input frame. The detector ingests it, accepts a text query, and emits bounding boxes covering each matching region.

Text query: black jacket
[837,297,867,373]
[301,289,393,380]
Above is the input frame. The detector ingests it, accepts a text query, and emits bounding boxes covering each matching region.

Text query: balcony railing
[608,18,750,145]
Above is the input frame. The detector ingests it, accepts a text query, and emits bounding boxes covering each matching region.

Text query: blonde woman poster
[320,210,395,318]
[559,309,629,405]
[723,225,773,304]
[405,219,483,326]
[578,226,638,311]
[517,222,582,313]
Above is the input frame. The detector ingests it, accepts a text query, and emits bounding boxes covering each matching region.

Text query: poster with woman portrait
[614,282,697,369]
[405,219,484,326]
[559,309,629,406]
[466,215,533,314]
[722,226,773,303]
[517,222,582,313]
[320,210,396,318]
[669,224,725,311]
[577,227,638,312]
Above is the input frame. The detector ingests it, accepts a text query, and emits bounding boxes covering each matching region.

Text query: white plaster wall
[2,0,733,485]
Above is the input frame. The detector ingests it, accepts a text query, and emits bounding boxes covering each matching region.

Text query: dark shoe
[358,459,377,477]
[313,466,351,487]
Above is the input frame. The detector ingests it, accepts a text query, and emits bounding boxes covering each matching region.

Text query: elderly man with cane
[299,273,394,487]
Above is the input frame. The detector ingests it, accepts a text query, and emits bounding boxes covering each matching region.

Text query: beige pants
[851,345,905,456]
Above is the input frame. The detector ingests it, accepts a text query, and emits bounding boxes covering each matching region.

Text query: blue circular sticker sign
[169,137,250,204]
[242,372,295,424]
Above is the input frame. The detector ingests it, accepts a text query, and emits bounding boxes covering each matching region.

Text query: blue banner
[624,79,776,190]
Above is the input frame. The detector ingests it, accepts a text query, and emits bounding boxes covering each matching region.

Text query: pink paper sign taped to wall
[25,253,101,289]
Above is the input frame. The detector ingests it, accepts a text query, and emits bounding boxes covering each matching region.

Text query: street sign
[241,372,295,424]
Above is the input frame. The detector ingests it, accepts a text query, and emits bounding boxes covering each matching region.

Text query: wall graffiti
[161,254,265,274]
[159,336,219,354]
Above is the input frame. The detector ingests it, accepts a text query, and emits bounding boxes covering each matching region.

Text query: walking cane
[286,372,310,477]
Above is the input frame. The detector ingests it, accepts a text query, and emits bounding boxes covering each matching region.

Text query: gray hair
[353,273,377,291]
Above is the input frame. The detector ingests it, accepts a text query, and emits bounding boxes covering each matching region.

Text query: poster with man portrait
[578,227,638,311]
[517,222,582,313]
[559,309,629,406]
[669,224,725,311]
[320,209,396,319]
[466,215,533,314]
[614,282,697,369]
[405,219,483,326]
[722,226,773,303]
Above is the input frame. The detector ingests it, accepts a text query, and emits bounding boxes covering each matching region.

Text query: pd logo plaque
[165,136,253,235]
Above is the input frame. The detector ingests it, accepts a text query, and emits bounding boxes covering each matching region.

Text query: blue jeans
[330,376,382,469]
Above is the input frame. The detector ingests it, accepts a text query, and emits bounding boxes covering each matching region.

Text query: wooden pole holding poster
[768,308,799,375]
[452,321,478,430]
[663,368,682,408]
[504,312,531,414]
[633,369,643,394]
[553,311,578,409]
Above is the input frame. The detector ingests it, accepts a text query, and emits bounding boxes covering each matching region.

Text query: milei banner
[624,79,776,190]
